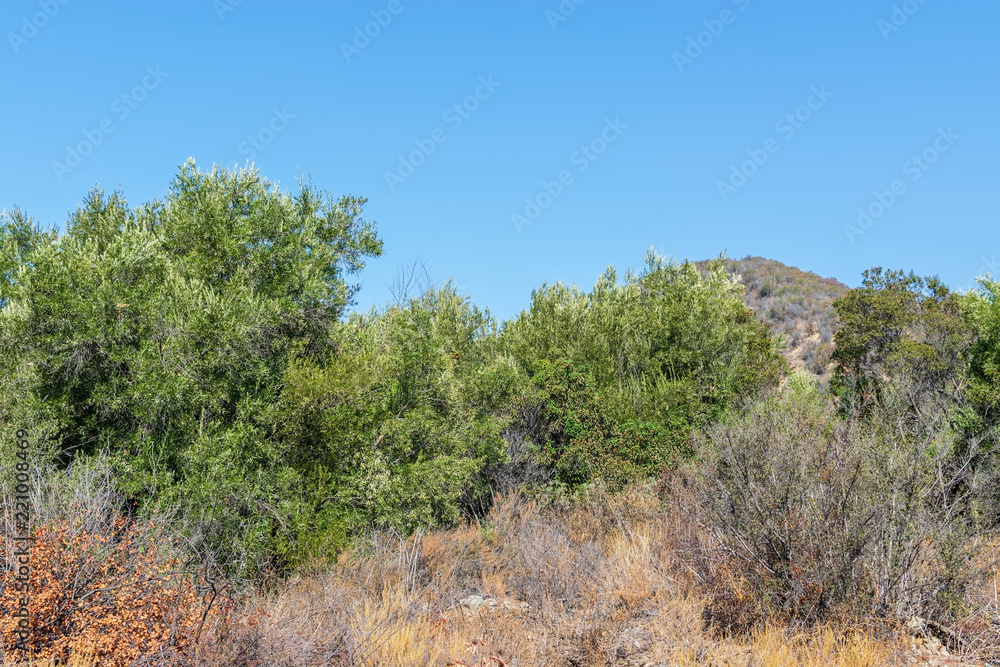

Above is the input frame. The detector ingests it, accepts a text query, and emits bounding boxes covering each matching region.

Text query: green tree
[832,268,972,420]
[0,161,382,576]
[273,284,521,562]
[962,277,1000,442]
[501,251,786,488]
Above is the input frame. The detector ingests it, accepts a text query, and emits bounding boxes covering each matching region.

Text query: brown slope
[698,256,849,378]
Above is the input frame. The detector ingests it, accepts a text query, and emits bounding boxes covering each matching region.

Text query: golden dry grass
[196,485,996,667]
[9,485,991,666]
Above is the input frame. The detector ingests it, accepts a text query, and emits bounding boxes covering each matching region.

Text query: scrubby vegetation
[703,256,849,379]
[1,165,998,665]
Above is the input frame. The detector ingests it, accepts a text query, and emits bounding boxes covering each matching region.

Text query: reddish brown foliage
[0,516,223,666]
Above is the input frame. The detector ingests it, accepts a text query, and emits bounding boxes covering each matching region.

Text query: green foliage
[274,284,520,561]
[962,277,1000,440]
[832,267,972,416]
[0,167,793,578]
[523,358,685,489]
[0,162,382,577]
[502,251,786,488]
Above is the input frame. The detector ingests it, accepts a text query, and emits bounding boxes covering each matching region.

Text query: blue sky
[2,0,997,320]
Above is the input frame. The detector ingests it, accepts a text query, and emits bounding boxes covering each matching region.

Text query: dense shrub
[501,251,786,489]
[517,358,688,490]
[272,283,523,565]
[832,268,972,415]
[963,277,1000,444]
[0,163,382,578]
[1,170,793,577]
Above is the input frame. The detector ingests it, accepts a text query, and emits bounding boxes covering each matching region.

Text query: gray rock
[459,594,487,611]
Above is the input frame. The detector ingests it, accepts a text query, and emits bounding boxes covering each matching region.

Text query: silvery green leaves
[0,163,383,577]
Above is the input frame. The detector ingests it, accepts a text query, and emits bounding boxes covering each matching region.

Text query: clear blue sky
[2,1,997,320]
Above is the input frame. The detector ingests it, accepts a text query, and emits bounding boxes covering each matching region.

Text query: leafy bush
[0,162,382,578]
[832,268,971,416]
[501,251,786,489]
[519,358,687,490]
[963,277,1000,442]
[273,284,520,562]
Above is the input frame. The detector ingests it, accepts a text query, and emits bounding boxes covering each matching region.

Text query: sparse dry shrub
[694,402,874,626]
[687,376,999,633]
[206,486,686,666]
[808,341,835,375]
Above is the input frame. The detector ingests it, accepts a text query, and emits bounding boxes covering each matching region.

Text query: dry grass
[186,485,997,667]
[8,483,991,665]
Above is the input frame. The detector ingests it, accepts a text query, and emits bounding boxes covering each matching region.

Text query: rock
[499,599,531,613]
[460,595,487,611]
[456,595,530,615]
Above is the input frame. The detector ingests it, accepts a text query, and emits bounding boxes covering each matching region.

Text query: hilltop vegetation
[1,165,998,665]
[700,256,849,378]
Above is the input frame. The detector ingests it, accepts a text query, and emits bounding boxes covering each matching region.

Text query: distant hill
[699,257,849,378]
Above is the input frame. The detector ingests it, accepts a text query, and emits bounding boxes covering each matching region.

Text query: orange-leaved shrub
[0,513,223,666]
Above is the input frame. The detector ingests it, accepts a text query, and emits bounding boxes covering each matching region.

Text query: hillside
[700,256,849,378]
